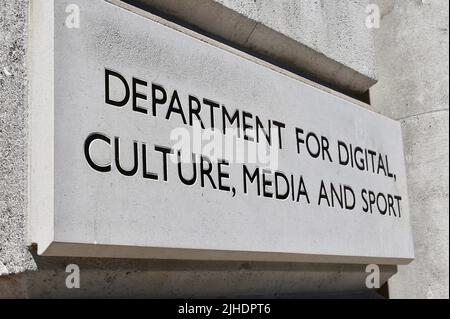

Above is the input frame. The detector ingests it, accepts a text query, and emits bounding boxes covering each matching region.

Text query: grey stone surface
[0,0,37,276]
[127,0,377,95]
[371,0,449,120]
[391,112,449,299]
[370,0,449,298]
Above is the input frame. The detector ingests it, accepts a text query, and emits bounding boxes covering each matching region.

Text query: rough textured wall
[371,0,449,298]
[0,0,36,277]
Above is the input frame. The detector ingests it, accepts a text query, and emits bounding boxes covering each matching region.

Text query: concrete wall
[370,0,449,299]
[214,0,377,82]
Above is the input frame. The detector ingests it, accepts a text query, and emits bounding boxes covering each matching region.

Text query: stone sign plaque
[29,0,414,264]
